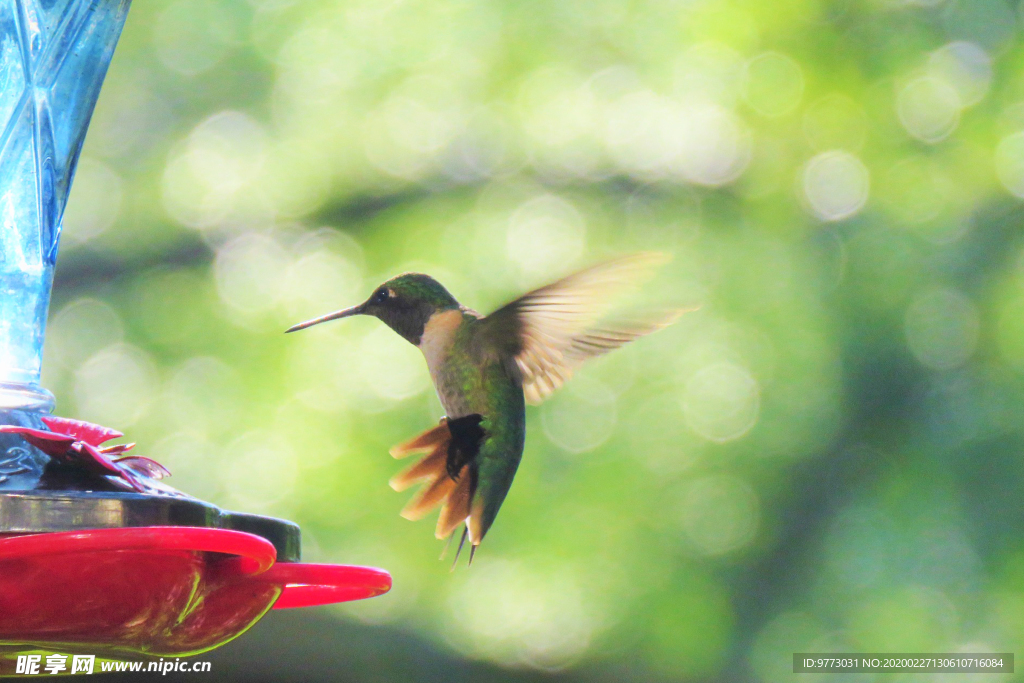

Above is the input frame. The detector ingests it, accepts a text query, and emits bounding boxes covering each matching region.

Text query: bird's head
[286,273,460,345]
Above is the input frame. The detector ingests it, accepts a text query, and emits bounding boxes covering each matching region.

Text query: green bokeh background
[51,0,1024,680]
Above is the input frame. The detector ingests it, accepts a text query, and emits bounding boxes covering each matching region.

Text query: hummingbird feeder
[0,0,390,667]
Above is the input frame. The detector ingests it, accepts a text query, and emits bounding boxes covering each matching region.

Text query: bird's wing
[476,253,681,405]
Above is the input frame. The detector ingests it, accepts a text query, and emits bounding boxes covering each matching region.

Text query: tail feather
[400,473,457,520]
[451,527,469,570]
[389,421,448,458]
[439,529,457,560]
[467,498,485,545]
[435,466,472,539]
[390,443,447,491]
[390,420,486,565]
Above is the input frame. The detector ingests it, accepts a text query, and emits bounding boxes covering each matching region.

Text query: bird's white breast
[418,309,463,380]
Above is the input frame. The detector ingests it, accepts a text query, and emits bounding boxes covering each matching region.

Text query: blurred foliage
[42,0,1024,680]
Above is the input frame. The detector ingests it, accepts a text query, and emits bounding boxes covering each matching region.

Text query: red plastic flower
[0,416,170,493]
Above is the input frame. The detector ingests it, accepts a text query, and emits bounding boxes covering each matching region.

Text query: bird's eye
[373,288,390,304]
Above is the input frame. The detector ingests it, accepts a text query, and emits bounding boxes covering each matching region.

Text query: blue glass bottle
[0,0,131,415]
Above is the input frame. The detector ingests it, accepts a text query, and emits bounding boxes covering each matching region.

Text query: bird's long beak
[286,303,366,333]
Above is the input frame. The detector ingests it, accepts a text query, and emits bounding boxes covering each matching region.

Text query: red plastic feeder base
[0,527,390,662]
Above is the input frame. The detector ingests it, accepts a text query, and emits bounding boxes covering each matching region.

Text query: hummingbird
[287,253,679,564]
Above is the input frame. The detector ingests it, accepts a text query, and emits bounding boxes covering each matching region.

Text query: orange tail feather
[435,467,472,539]
[390,443,447,492]
[389,420,448,458]
[390,421,484,557]
[400,472,457,520]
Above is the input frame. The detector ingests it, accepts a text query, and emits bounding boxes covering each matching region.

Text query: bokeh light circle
[541,376,618,454]
[928,41,992,107]
[682,362,760,443]
[680,475,760,556]
[73,344,158,428]
[897,77,961,143]
[801,150,870,221]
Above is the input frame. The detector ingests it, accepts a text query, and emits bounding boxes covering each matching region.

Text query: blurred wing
[478,253,681,404]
